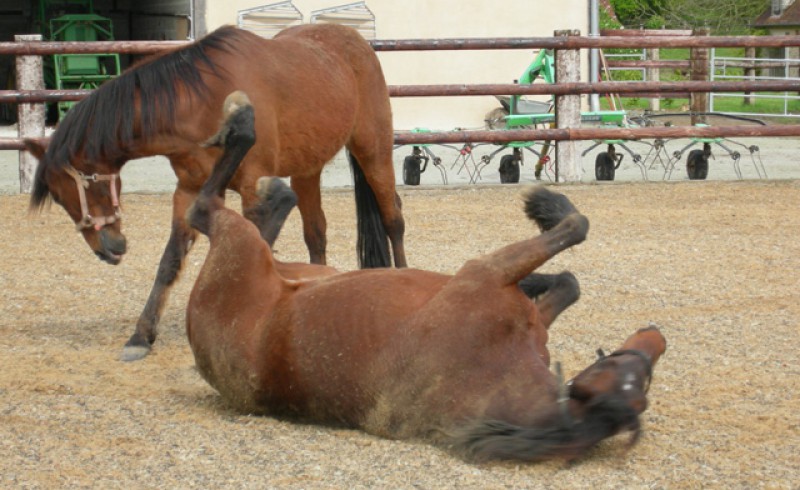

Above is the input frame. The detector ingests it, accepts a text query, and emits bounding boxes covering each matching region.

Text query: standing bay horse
[24,24,406,361]
[184,92,668,462]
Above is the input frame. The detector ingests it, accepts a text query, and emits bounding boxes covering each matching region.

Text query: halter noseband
[555,348,654,433]
[64,164,121,231]
[595,348,654,394]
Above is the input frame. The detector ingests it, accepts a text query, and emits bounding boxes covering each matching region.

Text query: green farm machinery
[34,0,120,121]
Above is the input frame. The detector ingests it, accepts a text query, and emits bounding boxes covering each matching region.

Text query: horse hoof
[120,344,151,362]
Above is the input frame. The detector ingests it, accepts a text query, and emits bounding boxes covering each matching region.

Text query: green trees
[609,0,667,28]
[608,0,766,34]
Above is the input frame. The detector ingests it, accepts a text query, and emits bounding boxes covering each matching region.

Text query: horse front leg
[518,271,580,329]
[121,191,197,362]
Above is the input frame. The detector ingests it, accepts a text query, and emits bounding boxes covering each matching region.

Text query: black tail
[349,151,391,268]
[453,395,641,463]
[523,185,580,232]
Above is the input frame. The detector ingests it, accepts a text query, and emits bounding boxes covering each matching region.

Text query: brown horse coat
[26,24,405,360]
[184,94,668,462]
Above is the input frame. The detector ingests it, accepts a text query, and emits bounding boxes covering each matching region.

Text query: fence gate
[711,48,800,118]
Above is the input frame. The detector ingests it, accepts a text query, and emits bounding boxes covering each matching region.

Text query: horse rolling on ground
[24,24,406,362]
[184,92,668,463]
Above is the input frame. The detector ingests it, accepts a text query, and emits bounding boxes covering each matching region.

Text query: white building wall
[203,1,588,130]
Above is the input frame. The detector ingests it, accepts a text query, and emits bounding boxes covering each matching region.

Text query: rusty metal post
[15,34,45,194]
[690,28,710,126]
[554,29,582,182]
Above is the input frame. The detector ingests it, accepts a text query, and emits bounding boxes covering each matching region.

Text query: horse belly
[283,270,448,424]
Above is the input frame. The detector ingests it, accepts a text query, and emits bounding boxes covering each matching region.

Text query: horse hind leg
[290,174,328,265]
[347,150,407,269]
[518,271,580,328]
[468,186,588,288]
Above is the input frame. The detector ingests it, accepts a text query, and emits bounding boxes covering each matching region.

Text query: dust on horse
[24,24,406,361]
[184,92,668,463]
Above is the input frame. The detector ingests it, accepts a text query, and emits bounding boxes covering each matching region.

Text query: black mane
[31,26,245,209]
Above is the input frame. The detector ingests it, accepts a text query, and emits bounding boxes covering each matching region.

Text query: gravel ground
[1,179,798,489]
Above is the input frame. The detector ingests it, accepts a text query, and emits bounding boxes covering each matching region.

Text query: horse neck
[121,88,220,161]
[124,133,200,161]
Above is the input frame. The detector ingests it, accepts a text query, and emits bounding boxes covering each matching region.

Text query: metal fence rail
[3,32,800,186]
[711,54,800,118]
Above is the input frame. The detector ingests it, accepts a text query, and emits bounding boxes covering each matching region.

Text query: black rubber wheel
[499,154,520,184]
[403,155,422,185]
[595,152,615,181]
[686,149,709,180]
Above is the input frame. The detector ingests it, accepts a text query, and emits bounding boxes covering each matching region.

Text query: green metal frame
[504,49,627,130]
[506,48,555,124]
[37,0,121,120]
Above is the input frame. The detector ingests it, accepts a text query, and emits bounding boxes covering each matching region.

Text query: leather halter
[64,164,121,231]
[595,348,654,394]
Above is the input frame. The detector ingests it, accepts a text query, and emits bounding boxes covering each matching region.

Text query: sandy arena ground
[1,175,798,488]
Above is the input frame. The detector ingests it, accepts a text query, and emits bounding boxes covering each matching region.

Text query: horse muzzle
[94,227,127,265]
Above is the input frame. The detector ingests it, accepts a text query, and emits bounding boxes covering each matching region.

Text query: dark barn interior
[0,0,192,122]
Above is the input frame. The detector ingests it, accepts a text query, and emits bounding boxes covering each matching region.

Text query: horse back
[191,25,389,181]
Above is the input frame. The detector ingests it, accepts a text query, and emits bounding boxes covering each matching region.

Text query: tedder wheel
[499,154,520,184]
[595,152,615,181]
[686,149,709,180]
[403,155,422,185]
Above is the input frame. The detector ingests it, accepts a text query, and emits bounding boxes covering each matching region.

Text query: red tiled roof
[753,2,800,28]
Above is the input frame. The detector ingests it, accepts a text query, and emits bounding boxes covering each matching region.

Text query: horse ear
[23,138,49,160]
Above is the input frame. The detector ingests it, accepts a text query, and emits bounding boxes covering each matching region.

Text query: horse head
[568,325,667,422]
[25,138,127,265]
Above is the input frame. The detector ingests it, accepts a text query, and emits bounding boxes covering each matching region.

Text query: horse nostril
[99,229,127,255]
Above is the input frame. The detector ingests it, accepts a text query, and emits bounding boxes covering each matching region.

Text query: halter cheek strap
[64,164,121,231]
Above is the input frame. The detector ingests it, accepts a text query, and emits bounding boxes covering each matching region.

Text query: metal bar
[0,89,90,102]
[599,29,695,37]
[2,35,800,56]
[387,80,800,97]
[393,125,800,145]
[0,40,188,55]
[6,125,800,151]
[1,79,797,104]
[369,36,800,52]
[0,140,26,150]
[607,60,691,69]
